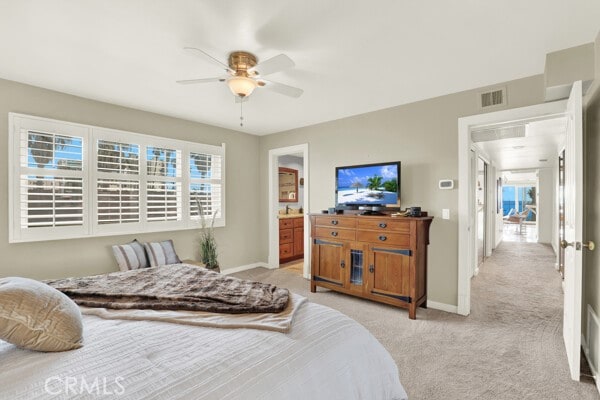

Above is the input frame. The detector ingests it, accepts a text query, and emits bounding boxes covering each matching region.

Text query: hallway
[471,241,595,397]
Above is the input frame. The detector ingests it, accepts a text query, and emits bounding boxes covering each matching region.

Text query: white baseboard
[428,301,458,314]
[582,332,600,394]
[221,262,269,275]
[584,304,600,394]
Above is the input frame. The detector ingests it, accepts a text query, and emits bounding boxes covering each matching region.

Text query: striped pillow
[144,240,181,267]
[112,240,149,271]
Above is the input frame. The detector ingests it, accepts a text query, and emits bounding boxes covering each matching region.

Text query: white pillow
[0,277,83,352]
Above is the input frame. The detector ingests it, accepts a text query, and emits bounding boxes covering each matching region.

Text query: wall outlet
[442,209,450,220]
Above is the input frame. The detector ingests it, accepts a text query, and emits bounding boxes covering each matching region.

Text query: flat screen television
[335,161,401,213]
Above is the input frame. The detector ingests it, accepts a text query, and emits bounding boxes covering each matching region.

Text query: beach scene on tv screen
[337,165,398,205]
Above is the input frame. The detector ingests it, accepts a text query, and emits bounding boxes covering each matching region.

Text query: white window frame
[9,113,226,243]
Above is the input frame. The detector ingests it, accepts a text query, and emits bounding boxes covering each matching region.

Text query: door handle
[560,240,574,249]
[340,260,345,269]
[369,264,374,273]
[582,241,596,251]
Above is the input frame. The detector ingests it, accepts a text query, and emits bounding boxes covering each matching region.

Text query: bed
[0,267,408,400]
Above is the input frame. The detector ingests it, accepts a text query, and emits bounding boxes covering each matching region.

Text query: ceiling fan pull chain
[239,98,244,127]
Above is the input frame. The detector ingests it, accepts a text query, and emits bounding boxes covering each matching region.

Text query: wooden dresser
[310,213,433,319]
[279,216,304,262]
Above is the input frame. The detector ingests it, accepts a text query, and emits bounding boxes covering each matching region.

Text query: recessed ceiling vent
[471,124,525,143]
[478,87,506,109]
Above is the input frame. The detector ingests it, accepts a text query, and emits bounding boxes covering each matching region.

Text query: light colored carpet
[233,241,598,400]
[279,259,304,274]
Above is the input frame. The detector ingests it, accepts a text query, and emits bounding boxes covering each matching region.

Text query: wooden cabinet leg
[310,281,317,293]
[409,304,417,320]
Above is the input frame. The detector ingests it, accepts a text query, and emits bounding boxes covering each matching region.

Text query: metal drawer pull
[331,231,338,237]
[340,260,345,268]
[378,235,387,241]
[331,220,338,225]
[379,222,387,228]
[369,264,374,273]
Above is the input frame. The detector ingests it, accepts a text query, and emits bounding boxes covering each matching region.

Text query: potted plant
[195,198,219,272]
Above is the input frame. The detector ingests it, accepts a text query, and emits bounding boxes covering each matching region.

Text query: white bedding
[79,293,307,333]
[0,300,408,400]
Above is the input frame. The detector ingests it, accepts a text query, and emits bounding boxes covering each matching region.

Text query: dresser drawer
[279,228,293,243]
[293,217,304,228]
[357,230,410,247]
[314,227,356,241]
[279,243,293,258]
[280,219,294,229]
[314,216,356,228]
[357,218,410,233]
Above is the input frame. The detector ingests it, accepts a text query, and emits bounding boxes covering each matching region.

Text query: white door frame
[457,100,567,316]
[268,144,310,278]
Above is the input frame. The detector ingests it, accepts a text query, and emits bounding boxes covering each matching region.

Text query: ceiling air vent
[478,87,506,109]
[471,124,525,143]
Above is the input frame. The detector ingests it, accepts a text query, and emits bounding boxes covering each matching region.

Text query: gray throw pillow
[144,239,181,267]
[112,239,149,271]
[0,277,83,352]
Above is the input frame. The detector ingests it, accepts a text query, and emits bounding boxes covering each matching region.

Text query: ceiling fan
[177,48,303,101]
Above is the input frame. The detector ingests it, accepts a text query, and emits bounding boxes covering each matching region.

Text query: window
[9,113,225,242]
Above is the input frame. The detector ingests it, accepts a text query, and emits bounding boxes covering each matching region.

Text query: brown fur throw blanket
[45,264,290,314]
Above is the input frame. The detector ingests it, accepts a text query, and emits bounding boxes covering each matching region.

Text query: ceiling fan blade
[249,54,295,76]
[176,76,227,85]
[260,79,303,98]
[183,47,233,73]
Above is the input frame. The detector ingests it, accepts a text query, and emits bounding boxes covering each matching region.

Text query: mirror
[279,167,298,202]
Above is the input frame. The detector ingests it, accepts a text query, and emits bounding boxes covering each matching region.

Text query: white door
[562,80,583,381]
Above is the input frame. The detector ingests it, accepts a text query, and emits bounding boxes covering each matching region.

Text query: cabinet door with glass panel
[345,242,368,295]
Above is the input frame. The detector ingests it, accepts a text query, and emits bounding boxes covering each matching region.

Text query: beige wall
[259,75,545,306]
[544,43,595,101]
[0,78,262,280]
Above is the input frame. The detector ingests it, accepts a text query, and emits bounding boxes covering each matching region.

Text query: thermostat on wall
[439,180,454,190]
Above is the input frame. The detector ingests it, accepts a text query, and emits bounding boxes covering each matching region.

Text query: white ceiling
[474,117,567,171]
[0,1,599,135]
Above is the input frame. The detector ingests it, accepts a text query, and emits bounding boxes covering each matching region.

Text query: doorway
[277,154,305,274]
[458,100,567,315]
[500,172,539,243]
[458,83,588,381]
[268,144,310,278]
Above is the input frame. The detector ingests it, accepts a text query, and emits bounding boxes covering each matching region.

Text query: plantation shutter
[20,130,85,229]
[189,152,223,220]
[147,146,182,222]
[96,140,141,225]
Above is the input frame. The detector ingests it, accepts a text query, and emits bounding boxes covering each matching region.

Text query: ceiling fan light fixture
[227,76,257,98]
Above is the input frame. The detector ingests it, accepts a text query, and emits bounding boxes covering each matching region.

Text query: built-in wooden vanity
[310,213,433,319]
[279,216,304,262]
